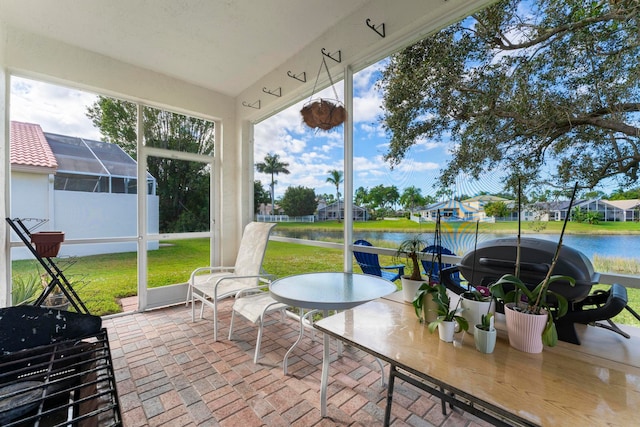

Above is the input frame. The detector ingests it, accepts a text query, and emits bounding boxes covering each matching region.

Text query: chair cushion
[233,293,288,323]
[194,274,258,299]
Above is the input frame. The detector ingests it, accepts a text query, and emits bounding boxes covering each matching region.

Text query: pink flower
[476,286,491,298]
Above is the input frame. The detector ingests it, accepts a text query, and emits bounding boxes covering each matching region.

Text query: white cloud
[10,76,102,140]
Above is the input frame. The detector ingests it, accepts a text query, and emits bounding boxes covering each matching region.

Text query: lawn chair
[421,245,460,285]
[228,284,289,363]
[353,239,405,282]
[188,221,276,341]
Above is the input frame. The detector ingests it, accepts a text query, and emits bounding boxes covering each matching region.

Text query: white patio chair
[188,221,276,341]
[228,285,289,363]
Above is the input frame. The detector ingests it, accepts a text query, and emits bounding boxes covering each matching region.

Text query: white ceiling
[0,0,371,97]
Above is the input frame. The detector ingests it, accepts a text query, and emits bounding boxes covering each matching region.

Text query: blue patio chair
[421,245,460,285]
[353,239,405,282]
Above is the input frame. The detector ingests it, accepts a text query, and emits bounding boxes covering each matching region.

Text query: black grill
[0,308,122,426]
[456,237,598,301]
[441,237,638,344]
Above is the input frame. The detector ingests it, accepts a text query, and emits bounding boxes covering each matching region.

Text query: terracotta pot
[504,302,548,353]
[474,325,497,353]
[30,231,65,257]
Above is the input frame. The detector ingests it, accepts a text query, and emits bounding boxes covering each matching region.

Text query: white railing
[256,214,315,223]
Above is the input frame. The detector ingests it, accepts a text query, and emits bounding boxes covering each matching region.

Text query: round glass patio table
[269,272,397,310]
[269,272,397,418]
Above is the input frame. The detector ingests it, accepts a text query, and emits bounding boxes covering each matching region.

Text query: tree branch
[474,7,637,51]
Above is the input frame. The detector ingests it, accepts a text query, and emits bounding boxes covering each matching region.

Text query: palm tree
[326,169,344,220]
[400,185,425,212]
[255,153,290,215]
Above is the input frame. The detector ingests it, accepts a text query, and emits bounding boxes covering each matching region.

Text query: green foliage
[366,184,400,210]
[399,185,426,211]
[395,234,429,280]
[379,0,640,192]
[415,283,468,333]
[354,186,369,207]
[87,97,214,233]
[279,186,318,216]
[478,312,494,331]
[609,187,640,200]
[326,170,343,200]
[490,274,575,347]
[11,273,42,305]
[254,180,270,213]
[571,207,602,224]
[484,201,511,218]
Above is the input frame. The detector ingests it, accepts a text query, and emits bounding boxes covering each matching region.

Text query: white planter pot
[400,276,427,303]
[437,320,456,342]
[504,302,548,353]
[474,325,497,353]
[461,297,495,336]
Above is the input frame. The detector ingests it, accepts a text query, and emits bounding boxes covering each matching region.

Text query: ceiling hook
[366,18,385,38]
[262,87,282,97]
[287,71,306,83]
[321,48,341,63]
[242,100,261,109]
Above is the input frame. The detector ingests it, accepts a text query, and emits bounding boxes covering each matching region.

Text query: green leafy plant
[490,273,574,346]
[476,312,494,332]
[11,273,42,305]
[395,234,428,281]
[461,285,492,302]
[412,282,433,321]
[419,283,468,334]
[490,181,578,347]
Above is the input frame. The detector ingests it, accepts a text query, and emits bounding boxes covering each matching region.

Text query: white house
[10,121,159,260]
[316,201,369,221]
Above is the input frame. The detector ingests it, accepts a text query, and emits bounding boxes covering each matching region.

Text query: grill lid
[458,237,599,302]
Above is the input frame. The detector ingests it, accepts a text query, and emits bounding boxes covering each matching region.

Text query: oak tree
[379,0,640,193]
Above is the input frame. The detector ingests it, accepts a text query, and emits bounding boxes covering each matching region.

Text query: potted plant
[419,283,468,342]
[490,182,578,353]
[474,312,497,353]
[459,286,495,336]
[490,272,574,352]
[396,234,430,303]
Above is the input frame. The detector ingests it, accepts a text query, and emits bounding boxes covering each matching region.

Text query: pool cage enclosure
[45,132,156,195]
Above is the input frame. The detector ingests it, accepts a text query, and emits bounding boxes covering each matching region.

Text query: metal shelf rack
[6,217,89,314]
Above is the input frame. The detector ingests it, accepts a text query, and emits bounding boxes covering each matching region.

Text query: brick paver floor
[103,300,492,426]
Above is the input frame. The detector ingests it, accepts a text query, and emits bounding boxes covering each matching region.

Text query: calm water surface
[272,229,640,260]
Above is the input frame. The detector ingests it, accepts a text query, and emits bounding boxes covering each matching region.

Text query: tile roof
[10,121,58,170]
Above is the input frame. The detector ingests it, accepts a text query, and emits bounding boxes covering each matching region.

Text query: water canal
[272,229,640,261]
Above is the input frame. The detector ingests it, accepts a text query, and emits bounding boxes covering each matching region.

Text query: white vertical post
[136,104,147,311]
[343,65,354,272]
[0,61,8,307]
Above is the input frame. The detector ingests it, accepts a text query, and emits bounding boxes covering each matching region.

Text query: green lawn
[10,219,640,325]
